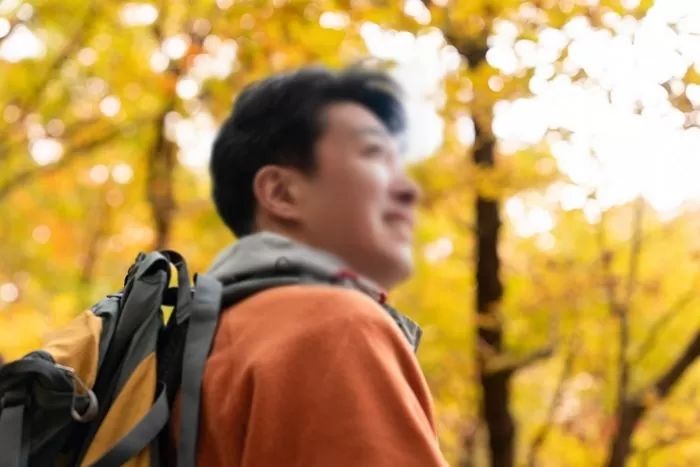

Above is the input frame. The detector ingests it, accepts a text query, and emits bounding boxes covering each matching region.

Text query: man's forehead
[322,102,407,149]
[350,126,409,153]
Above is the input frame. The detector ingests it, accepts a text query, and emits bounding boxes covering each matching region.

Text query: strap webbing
[178,274,222,467]
[159,251,193,324]
[90,384,169,467]
[0,403,25,467]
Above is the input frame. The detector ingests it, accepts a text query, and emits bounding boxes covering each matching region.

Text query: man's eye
[363,144,385,156]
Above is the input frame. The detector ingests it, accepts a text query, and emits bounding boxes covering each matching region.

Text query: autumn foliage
[3,0,700,465]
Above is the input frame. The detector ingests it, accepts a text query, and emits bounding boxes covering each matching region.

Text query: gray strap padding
[90,383,169,467]
[0,402,25,467]
[177,274,222,467]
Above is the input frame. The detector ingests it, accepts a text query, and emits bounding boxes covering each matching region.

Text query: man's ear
[253,165,304,223]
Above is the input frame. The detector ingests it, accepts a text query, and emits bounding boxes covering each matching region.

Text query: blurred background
[2,0,700,465]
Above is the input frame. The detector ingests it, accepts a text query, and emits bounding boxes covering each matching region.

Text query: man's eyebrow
[349,125,409,156]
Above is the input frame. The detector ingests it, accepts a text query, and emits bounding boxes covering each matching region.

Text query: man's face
[295,102,420,290]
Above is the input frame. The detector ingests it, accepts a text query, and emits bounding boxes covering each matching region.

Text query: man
[185,66,448,466]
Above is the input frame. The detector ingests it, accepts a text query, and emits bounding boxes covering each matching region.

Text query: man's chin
[347,243,413,290]
[382,250,414,289]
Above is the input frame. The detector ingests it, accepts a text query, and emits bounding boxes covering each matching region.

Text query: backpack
[0,246,422,467]
[0,250,325,467]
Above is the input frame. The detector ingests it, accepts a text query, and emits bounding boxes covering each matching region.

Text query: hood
[207,231,423,350]
[208,231,390,301]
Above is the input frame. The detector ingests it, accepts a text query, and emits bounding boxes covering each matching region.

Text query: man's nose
[393,172,422,207]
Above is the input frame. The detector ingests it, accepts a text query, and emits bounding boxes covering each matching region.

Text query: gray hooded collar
[208,231,422,351]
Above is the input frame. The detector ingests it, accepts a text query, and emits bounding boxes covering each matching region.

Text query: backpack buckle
[55,364,99,422]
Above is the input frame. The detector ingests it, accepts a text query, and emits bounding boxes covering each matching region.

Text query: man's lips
[384,211,415,229]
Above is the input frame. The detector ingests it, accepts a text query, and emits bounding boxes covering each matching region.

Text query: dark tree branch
[150,0,168,43]
[618,200,644,412]
[485,346,554,378]
[596,212,618,315]
[514,346,554,372]
[443,32,488,69]
[79,187,111,284]
[606,399,645,467]
[418,0,489,67]
[146,104,177,250]
[0,2,98,159]
[605,197,645,466]
[631,287,697,366]
[25,2,98,112]
[4,2,97,113]
[527,338,578,467]
[652,331,700,399]
[606,330,700,467]
[599,197,700,467]
[624,198,644,307]
[143,0,195,250]
[0,119,150,202]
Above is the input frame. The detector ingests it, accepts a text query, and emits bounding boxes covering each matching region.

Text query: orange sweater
[173,284,447,466]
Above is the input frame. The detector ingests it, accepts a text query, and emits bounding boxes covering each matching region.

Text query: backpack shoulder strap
[177,274,222,467]
[0,390,26,467]
[90,383,169,467]
[177,274,305,467]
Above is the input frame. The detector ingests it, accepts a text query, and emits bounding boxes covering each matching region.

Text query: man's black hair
[209,66,407,237]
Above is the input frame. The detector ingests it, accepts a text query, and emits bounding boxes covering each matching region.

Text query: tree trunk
[147,106,177,250]
[473,118,513,467]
